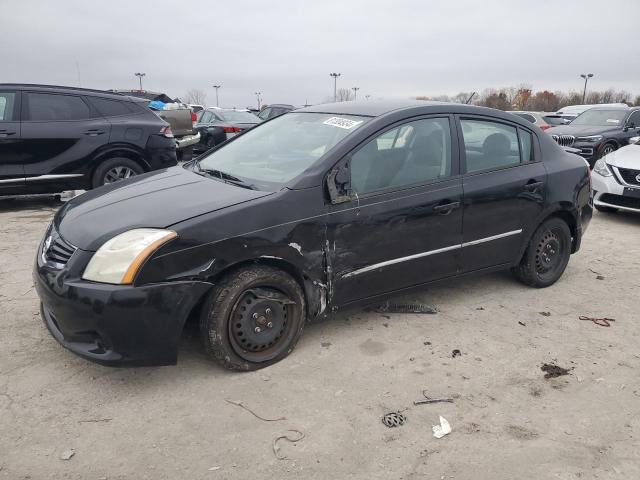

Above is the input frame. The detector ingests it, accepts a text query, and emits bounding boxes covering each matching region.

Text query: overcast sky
[2,0,637,108]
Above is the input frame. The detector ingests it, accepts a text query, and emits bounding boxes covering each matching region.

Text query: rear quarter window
[90,97,138,117]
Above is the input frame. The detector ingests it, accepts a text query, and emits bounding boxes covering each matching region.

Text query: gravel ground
[1,196,639,480]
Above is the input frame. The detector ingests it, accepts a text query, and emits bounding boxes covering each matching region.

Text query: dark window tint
[461,119,520,173]
[0,92,16,121]
[351,118,452,194]
[542,116,568,126]
[514,113,536,123]
[26,93,90,121]
[627,111,640,128]
[90,97,136,116]
[519,129,534,162]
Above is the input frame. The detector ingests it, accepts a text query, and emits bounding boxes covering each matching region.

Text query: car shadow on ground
[593,209,640,226]
[0,195,65,213]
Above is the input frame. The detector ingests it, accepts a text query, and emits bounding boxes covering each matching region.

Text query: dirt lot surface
[1,196,639,480]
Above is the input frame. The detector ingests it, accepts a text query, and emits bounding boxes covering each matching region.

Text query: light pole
[329,73,341,102]
[134,72,146,90]
[352,86,360,101]
[365,94,371,100]
[580,73,594,103]
[254,91,262,110]
[212,85,221,107]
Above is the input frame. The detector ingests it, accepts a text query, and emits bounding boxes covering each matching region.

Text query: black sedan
[193,108,261,152]
[34,100,592,370]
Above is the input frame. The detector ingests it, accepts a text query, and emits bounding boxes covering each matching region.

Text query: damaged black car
[34,101,592,370]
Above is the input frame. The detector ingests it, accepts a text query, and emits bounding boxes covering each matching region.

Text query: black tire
[92,157,144,189]
[595,205,618,213]
[199,265,306,371]
[512,218,572,288]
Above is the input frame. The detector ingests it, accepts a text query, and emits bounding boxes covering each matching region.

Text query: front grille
[43,226,76,266]
[600,193,640,210]
[617,167,640,186]
[551,134,576,147]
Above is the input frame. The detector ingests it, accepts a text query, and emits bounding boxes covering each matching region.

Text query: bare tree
[184,89,208,105]
[336,88,354,102]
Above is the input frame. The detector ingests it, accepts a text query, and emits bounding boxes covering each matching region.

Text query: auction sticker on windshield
[323,117,363,129]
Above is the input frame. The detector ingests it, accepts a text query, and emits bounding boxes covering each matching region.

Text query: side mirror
[327,160,353,204]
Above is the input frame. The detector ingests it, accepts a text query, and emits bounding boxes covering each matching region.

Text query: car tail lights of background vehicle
[191,111,197,125]
[160,126,174,138]
[223,126,242,133]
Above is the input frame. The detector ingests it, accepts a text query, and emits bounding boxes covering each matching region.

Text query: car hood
[546,125,618,137]
[603,144,640,169]
[56,166,273,251]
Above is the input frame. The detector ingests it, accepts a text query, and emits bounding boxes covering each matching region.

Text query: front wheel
[598,142,617,158]
[200,265,306,370]
[512,218,572,288]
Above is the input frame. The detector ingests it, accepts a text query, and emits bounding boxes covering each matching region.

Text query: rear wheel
[200,265,306,370]
[92,157,143,188]
[512,218,571,288]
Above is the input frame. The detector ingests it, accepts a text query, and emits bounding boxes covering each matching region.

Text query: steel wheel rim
[104,166,136,184]
[228,288,295,362]
[534,228,565,276]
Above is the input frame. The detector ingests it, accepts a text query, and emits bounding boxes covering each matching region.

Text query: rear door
[457,116,546,272]
[0,89,24,192]
[328,115,463,305]
[21,91,111,183]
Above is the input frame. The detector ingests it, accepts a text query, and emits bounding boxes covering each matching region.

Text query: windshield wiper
[195,165,256,190]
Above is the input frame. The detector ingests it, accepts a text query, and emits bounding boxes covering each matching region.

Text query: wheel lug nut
[265,308,271,315]
[252,313,259,319]
[254,327,261,333]
[267,322,273,328]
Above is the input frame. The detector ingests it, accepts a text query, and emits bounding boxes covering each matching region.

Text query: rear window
[25,93,91,121]
[90,97,138,117]
[514,113,536,124]
[219,110,259,123]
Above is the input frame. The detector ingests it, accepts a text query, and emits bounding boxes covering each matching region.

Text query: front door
[0,90,25,193]
[20,91,111,183]
[457,116,547,272]
[327,116,463,306]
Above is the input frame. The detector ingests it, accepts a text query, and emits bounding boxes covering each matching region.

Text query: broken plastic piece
[382,412,406,428]
[432,416,452,438]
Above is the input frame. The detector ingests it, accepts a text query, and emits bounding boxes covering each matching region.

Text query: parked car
[34,100,592,370]
[115,90,200,161]
[547,106,640,166]
[257,104,296,121]
[510,111,562,130]
[591,135,640,213]
[554,103,628,122]
[0,84,177,196]
[193,108,261,152]
[187,104,204,113]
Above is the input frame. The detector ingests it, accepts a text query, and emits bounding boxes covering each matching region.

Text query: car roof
[0,83,130,100]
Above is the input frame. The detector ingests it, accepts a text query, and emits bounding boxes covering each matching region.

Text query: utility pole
[352,86,360,101]
[213,85,221,107]
[580,73,594,103]
[254,91,262,110]
[329,73,341,102]
[134,72,146,90]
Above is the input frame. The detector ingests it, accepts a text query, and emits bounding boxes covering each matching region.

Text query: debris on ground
[272,430,305,460]
[579,315,615,327]
[423,341,432,346]
[208,466,221,471]
[518,321,526,327]
[539,311,551,317]
[596,275,605,280]
[320,341,332,348]
[376,302,437,314]
[414,391,454,406]
[475,307,484,310]
[382,412,407,428]
[60,449,75,461]
[452,349,461,358]
[432,416,452,438]
[224,399,286,422]
[541,363,573,379]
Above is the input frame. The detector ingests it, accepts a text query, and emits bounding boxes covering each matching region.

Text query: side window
[461,119,520,173]
[90,97,135,116]
[25,93,91,121]
[258,108,271,120]
[351,118,452,195]
[627,111,640,128]
[0,92,16,121]
[519,129,534,162]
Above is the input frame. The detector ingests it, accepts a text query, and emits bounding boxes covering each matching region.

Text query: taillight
[160,126,174,138]
[191,112,197,123]
[223,126,241,133]
[540,124,551,131]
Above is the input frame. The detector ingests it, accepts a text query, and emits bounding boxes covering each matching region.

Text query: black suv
[0,84,177,196]
[547,106,640,167]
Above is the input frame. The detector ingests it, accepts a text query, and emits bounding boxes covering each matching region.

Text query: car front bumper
[592,170,640,213]
[34,244,212,366]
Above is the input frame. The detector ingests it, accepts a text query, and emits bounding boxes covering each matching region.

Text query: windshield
[571,109,628,126]
[220,110,259,123]
[197,112,369,188]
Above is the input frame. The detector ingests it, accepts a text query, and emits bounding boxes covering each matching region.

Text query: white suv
[592,136,640,213]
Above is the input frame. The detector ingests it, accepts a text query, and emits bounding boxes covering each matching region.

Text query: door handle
[84,129,105,136]
[433,201,461,214]
[523,181,544,191]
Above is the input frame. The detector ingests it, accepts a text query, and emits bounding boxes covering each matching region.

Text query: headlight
[576,135,603,143]
[82,229,177,284]
[593,159,612,177]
